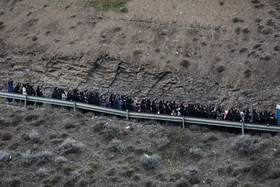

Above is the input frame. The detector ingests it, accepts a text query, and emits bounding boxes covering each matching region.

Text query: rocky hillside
[0,0,279,110]
[0,103,280,187]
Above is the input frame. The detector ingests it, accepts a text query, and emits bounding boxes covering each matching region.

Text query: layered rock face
[0,0,279,109]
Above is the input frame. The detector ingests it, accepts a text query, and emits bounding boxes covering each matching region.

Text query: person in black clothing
[14,82,22,104]
[114,95,120,109]
[201,107,208,118]
[180,102,189,116]
[159,100,166,114]
[152,99,159,114]
[66,91,73,101]
[267,112,276,126]
[110,94,115,108]
[165,101,172,115]
[36,85,44,108]
[260,111,267,124]
[72,89,79,102]
[122,96,127,111]
[252,109,260,124]
[147,99,151,113]
[93,92,100,105]
[52,87,59,99]
[126,96,133,111]
[244,109,251,123]
[26,83,36,105]
[79,91,85,103]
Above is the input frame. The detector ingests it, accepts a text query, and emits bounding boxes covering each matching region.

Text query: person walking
[36,85,44,108]
[6,80,13,103]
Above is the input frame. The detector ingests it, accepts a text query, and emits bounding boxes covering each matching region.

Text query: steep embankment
[0,103,280,186]
[0,0,279,109]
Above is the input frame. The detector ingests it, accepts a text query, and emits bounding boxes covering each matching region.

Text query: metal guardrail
[0,91,279,132]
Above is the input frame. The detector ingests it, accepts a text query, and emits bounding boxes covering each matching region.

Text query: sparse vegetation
[235,27,241,35]
[54,156,68,166]
[244,70,252,78]
[133,48,143,55]
[232,18,244,23]
[240,48,248,54]
[216,65,225,73]
[107,139,124,158]
[255,3,265,9]
[28,129,39,142]
[37,167,49,177]
[0,150,10,163]
[140,154,161,170]
[250,157,270,177]
[243,27,250,33]
[103,126,123,141]
[231,135,258,155]
[21,150,34,166]
[180,59,190,69]
[89,0,131,11]
[36,151,53,164]
[25,114,40,122]
[262,28,273,35]
[93,122,105,132]
[255,18,262,23]
[157,137,170,151]
[253,44,262,49]
[58,139,85,154]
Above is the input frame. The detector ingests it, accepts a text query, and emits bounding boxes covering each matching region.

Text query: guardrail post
[241,112,245,136]
[126,109,129,120]
[73,102,76,113]
[242,121,245,136]
[182,117,185,128]
[24,95,27,107]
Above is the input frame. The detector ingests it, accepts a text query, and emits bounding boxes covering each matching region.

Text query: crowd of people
[5,81,279,126]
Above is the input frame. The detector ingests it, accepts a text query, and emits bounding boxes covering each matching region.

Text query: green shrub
[262,28,273,35]
[140,154,161,170]
[89,0,131,11]
[255,18,262,23]
[255,4,264,9]
[232,18,244,23]
[180,59,190,69]
[58,139,85,154]
[133,48,143,55]
[244,70,252,78]
[103,126,123,141]
[216,65,225,73]
[243,27,250,33]
[253,44,261,49]
[231,135,258,155]
[235,27,241,35]
[240,48,248,54]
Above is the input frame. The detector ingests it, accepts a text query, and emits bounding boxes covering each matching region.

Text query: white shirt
[22,87,27,95]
